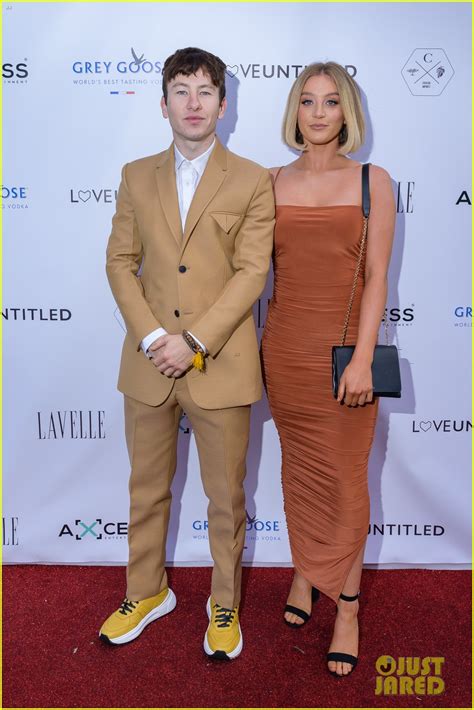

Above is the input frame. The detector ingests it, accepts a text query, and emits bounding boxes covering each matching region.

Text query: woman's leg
[284,571,313,624]
[327,541,365,675]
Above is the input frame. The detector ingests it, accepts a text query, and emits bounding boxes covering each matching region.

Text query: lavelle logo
[2,185,29,209]
[396,181,415,213]
[37,410,105,440]
[226,63,357,80]
[412,419,471,433]
[72,47,162,93]
[453,306,472,328]
[3,517,19,546]
[69,188,118,204]
[59,519,128,540]
[2,59,28,83]
[368,523,444,536]
[375,655,445,695]
[402,49,454,96]
[2,307,71,321]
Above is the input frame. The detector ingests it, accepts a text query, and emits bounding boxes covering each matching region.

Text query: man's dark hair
[162,47,226,103]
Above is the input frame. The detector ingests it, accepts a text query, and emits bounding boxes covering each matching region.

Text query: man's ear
[218,96,227,119]
[161,96,168,118]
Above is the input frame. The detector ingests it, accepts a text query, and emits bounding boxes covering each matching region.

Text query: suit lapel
[180,138,228,256]
[155,145,182,245]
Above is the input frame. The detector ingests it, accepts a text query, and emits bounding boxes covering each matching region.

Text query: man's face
[161,68,226,144]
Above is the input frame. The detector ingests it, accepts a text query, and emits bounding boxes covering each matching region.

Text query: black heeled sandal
[284,586,320,628]
[327,591,360,676]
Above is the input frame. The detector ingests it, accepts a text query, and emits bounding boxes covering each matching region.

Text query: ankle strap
[339,591,360,602]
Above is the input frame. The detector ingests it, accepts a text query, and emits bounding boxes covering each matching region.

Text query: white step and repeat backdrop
[4,2,471,568]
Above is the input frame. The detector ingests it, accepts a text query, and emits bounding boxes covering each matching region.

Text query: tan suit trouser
[124,374,250,609]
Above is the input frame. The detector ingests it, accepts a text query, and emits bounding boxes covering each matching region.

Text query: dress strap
[273,166,284,185]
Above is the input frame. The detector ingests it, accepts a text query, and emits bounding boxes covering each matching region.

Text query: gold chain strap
[340,216,368,346]
[340,215,389,347]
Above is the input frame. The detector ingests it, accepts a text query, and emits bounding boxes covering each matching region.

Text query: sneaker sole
[100,588,177,645]
[203,596,243,660]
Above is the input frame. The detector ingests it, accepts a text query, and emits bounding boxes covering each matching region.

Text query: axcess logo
[383,306,415,326]
[72,48,163,93]
[59,519,128,540]
[456,190,471,205]
[3,59,28,83]
[2,186,28,209]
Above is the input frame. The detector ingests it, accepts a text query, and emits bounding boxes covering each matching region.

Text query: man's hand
[148,334,194,378]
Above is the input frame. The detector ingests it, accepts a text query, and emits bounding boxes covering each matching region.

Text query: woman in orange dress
[261,62,395,677]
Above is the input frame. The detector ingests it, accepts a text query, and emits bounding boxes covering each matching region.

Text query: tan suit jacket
[106,138,275,409]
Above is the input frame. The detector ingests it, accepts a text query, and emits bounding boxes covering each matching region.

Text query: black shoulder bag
[331,163,402,398]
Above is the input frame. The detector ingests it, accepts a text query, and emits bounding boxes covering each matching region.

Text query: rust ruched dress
[261,200,379,605]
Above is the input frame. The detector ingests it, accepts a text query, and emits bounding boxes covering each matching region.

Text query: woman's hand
[337,360,373,407]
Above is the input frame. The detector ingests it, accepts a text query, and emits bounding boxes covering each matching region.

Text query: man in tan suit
[100,48,274,659]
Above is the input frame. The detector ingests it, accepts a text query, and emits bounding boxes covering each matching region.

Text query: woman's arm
[337,165,396,406]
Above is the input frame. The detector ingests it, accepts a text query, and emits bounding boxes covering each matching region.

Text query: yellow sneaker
[99,587,176,645]
[203,596,243,660]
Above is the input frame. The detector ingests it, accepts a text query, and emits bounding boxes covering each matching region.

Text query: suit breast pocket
[210,211,242,234]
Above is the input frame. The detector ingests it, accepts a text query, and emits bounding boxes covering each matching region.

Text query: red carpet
[2,566,471,708]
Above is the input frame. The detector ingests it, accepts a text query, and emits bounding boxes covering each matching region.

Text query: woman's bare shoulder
[368,163,392,185]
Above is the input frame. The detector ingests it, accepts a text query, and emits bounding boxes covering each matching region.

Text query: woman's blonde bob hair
[283,62,365,154]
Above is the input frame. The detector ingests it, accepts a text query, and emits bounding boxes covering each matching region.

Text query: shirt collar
[174,139,215,177]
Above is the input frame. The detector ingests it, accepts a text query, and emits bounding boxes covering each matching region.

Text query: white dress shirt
[141,140,215,356]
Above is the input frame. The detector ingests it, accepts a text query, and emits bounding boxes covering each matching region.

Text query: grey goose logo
[130,47,146,68]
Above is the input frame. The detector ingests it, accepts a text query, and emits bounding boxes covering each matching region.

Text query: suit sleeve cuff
[141,327,168,354]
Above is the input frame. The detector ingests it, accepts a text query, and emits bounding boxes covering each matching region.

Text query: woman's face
[297,73,345,148]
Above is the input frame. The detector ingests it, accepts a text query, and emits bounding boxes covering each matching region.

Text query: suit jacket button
[174,309,180,317]
[178,265,187,273]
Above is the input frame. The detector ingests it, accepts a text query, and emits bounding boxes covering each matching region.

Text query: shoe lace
[119,597,138,616]
[213,603,236,628]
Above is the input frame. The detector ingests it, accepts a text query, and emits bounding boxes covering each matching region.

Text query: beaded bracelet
[182,330,206,372]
